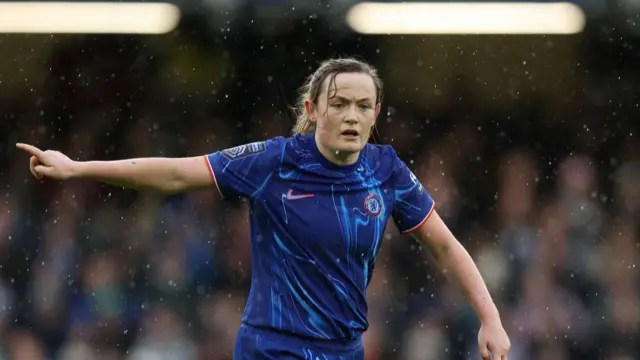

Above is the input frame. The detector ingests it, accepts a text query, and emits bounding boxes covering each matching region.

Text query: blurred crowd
[0,15,639,360]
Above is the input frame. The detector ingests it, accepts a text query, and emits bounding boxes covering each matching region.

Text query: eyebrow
[332,95,375,103]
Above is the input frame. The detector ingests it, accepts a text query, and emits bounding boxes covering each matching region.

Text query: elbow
[160,160,189,194]
[430,243,452,261]
[422,234,458,262]
[161,178,187,195]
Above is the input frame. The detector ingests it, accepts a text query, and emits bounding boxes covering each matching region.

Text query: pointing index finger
[16,143,44,157]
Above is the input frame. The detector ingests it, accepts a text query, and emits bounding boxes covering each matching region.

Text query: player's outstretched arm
[411,211,511,360]
[15,143,213,194]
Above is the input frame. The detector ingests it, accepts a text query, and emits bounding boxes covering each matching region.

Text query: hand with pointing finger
[16,143,78,181]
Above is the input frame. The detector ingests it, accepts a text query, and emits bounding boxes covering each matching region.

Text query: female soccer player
[17,58,510,360]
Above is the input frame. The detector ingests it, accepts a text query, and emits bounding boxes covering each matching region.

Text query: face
[305,72,381,165]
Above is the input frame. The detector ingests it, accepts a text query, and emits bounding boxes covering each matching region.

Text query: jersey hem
[239,323,363,353]
[401,202,436,234]
[203,155,225,199]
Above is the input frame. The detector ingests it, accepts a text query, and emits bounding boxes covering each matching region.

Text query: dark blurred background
[0,0,639,359]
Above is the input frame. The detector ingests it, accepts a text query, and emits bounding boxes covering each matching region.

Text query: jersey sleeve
[391,151,436,234]
[204,137,284,200]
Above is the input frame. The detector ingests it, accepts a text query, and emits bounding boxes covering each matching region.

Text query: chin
[337,139,365,153]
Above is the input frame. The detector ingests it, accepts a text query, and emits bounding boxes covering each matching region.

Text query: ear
[304,100,316,123]
[374,103,381,125]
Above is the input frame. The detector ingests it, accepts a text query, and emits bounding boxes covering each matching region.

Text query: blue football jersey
[205,133,435,341]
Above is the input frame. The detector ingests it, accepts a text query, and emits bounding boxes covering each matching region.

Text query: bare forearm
[433,241,500,323]
[73,158,184,193]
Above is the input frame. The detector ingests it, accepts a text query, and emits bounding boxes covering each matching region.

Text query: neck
[315,138,359,166]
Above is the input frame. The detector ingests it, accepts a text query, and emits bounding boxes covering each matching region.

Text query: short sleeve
[204,137,284,200]
[391,153,436,234]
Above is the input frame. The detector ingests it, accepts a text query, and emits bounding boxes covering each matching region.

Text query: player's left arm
[411,213,510,359]
[390,150,510,360]
[411,212,499,321]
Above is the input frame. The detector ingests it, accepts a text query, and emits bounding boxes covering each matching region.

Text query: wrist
[69,161,85,179]
[478,304,501,325]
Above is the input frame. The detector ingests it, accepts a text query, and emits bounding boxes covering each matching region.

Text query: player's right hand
[16,143,77,181]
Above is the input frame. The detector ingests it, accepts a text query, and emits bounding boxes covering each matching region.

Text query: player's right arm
[16,143,212,194]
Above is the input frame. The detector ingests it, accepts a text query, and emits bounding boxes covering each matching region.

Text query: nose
[344,105,359,124]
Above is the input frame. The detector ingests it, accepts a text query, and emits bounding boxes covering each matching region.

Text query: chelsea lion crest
[364,194,383,217]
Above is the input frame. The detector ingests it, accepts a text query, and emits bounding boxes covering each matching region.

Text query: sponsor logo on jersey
[285,188,315,200]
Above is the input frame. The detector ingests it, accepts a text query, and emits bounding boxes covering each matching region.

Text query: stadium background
[0,0,639,359]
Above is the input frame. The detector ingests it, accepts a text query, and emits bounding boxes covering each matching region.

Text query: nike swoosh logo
[285,189,315,200]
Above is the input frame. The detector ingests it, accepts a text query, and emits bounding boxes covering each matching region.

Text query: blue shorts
[234,324,364,360]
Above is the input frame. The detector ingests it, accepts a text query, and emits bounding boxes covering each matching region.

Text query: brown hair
[292,57,383,135]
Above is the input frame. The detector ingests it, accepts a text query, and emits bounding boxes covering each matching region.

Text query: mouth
[341,129,360,139]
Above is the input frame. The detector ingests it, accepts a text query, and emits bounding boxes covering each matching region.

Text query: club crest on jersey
[221,141,266,161]
[364,194,383,217]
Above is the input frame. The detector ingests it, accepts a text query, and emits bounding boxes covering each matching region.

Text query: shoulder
[357,142,404,184]
[218,136,287,162]
[362,142,401,170]
[362,143,423,187]
[279,133,318,161]
[287,133,312,149]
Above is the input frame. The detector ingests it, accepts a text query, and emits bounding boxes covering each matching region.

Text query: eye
[331,103,345,109]
[359,104,372,110]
